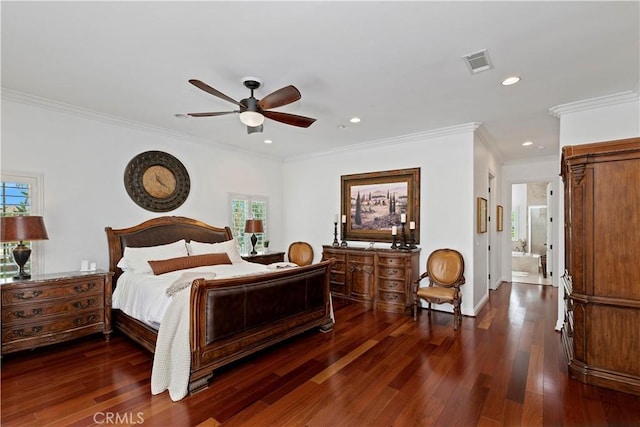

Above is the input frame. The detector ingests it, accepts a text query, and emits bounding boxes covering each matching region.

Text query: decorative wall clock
[124,151,190,212]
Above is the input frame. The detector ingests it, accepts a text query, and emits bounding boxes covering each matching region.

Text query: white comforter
[112,261,270,328]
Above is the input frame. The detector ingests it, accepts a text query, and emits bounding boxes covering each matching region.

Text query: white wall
[1,97,285,273]
[283,125,495,317]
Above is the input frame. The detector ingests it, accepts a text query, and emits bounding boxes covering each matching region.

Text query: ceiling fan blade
[258,85,301,110]
[189,79,243,107]
[247,125,263,134]
[263,110,316,128]
[187,111,238,117]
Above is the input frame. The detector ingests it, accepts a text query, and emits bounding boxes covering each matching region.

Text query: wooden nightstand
[242,252,285,265]
[1,270,113,355]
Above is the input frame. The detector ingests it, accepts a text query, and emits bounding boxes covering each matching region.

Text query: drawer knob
[14,308,43,319]
[73,300,95,309]
[13,290,43,300]
[74,283,96,293]
[74,315,98,326]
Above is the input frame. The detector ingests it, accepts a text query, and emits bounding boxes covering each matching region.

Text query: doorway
[511,182,552,285]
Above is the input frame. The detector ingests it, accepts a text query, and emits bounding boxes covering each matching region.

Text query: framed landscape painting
[340,167,420,243]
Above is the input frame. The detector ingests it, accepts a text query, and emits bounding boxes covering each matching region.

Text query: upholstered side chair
[414,248,465,330]
[287,241,314,266]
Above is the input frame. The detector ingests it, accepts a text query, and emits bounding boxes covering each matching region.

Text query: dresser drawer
[2,278,104,305]
[2,310,105,342]
[2,294,104,325]
[346,254,374,264]
[377,256,406,267]
[322,252,346,263]
[378,266,405,280]
[329,270,346,285]
[377,290,405,304]
[378,279,405,291]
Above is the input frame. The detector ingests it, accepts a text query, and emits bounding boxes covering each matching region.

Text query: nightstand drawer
[2,278,103,305]
[2,294,104,325]
[2,310,105,342]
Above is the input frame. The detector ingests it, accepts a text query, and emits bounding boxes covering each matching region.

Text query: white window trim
[228,192,269,254]
[1,171,46,275]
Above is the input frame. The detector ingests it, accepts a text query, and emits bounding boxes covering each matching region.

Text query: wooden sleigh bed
[105,216,333,396]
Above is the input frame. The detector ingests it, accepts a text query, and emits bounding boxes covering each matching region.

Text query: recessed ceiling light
[264,139,272,144]
[174,113,189,119]
[501,76,521,86]
[349,117,361,123]
[337,124,346,129]
[522,141,533,146]
[537,145,545,150]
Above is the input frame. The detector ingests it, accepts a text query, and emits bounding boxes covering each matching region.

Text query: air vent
[464,49,493,74]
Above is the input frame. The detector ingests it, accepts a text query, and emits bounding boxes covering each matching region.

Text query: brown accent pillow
[148,253,232,275]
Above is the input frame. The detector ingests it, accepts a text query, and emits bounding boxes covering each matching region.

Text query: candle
[410,221,415,230]
[341,215,347,223]
[334,214,339,223]
[392,226,397,235]
[400,213,406,223]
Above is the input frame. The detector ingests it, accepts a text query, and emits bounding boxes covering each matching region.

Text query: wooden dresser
[561,137,640,395]
[1,270,113,355]
[322,246,420,314]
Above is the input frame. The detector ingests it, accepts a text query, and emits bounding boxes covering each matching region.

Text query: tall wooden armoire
[561,137,640,395]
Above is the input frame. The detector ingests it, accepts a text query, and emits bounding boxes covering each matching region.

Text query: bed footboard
[187,260,333,391]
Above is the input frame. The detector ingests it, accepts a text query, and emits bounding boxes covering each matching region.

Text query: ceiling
[2,1,638,162]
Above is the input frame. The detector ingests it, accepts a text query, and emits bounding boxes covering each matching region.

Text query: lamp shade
[239,111,265,127]
[244,219,264,234]
[0,216,49,242]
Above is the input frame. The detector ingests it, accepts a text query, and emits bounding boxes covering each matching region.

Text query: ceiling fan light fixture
[239,111,265,127]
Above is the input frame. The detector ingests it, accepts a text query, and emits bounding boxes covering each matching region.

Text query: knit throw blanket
[151,272,216,401]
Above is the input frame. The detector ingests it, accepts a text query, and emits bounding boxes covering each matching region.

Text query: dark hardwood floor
[2,282,640,426]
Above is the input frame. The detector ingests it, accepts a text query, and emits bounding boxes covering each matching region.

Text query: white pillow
[123,239,189,274]
[116,257,131,272]
[188,238,244,264]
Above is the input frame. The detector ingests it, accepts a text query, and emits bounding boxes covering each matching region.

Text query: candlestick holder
[408,229,417,249]
[332,222,339,247]
[391,234,398,249]
[340,223,348,247]
[399,222,409,249]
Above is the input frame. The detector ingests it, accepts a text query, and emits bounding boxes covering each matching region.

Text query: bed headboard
[105,216,233,284]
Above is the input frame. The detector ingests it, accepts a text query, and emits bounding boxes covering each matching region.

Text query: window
[1,173,43,279]
[229,193,268,254]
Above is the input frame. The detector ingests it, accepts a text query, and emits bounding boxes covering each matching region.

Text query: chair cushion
[417,286,456,303]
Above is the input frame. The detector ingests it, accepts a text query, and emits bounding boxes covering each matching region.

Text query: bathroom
[511,182,551,285]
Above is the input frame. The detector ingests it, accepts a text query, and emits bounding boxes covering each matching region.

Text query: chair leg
[413,297,417,321]
[453,300,461,330]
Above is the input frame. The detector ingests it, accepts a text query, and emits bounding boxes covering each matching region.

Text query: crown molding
[1,88,281,162]
[285,122,482,162]
[549,90,639,118]
[474,124,505,164]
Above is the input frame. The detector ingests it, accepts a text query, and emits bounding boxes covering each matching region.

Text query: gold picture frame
[341,167,420,243]
[497,205,504,232]
[477,197,487,233]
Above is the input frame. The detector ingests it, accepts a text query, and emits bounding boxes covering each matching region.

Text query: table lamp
[0,215,49,279]
[244,219,264,255]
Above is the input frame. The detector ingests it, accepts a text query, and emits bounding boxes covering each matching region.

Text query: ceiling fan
[187,77,316,134]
